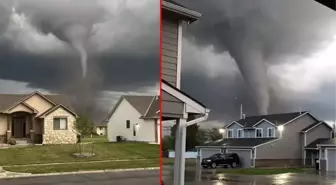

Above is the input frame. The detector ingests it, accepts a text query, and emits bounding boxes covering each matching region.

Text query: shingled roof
[305,138,336,149]
[0,92,74,112]
[234,111,310,128]
[103,95,159,124]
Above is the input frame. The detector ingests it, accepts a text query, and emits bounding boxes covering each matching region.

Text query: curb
[1,167,159,179]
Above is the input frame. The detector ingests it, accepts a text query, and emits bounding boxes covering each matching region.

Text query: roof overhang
[224,121,244,128]
[300,121,333,133]
[252,119,276,127]
[38,104,77,118]
[162,80,210,116]
[314,0,335,11]
[4,102,38,114]
[162,0,202,23]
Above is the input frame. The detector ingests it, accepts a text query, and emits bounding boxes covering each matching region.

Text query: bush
[8,139,16,145]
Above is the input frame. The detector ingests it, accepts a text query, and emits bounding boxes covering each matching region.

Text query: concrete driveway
[0,170,159,185]
[162,166,336,185]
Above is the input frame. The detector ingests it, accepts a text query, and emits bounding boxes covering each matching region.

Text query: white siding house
[104,95,160,144]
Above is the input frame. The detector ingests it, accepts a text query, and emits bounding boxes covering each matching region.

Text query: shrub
[8,139,16,145]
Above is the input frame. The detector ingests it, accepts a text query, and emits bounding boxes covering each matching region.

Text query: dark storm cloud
[0,0,159,92]
[177,0,336,123]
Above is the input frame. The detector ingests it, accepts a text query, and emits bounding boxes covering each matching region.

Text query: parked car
[201,153,240,169]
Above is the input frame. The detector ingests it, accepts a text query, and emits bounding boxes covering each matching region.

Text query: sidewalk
[2,158,157,167]
[0,166,159,179]
[0,158,159,178]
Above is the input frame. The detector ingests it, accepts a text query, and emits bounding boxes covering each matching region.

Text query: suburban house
[196,111,335,171]
[95,123,107,136]
[103,95,160,144]
[162,1,210,184]
[0,91,77,145]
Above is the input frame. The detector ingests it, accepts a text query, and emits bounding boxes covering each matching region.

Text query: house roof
[103,95,159,124]
[305,138,336,149]
[233,112,308,128]
[162,0,201,23]
[197,138,277,148]
[162,80,207,108]
[38,104,77,118]
[143,96,160,119]
[301,121,332,132]
[0,92,74,113]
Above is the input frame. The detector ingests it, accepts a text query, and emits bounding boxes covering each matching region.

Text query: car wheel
[231,162,237,168]
[211,163,217,169]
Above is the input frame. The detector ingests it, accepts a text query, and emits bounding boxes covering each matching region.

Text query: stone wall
[43,107,77,144]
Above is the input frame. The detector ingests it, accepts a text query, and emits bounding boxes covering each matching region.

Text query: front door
[12,117,26,138]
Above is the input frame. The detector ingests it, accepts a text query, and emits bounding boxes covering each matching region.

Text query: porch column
[30,116,35,143]
[6,115,11,143]
[173,118,187,185]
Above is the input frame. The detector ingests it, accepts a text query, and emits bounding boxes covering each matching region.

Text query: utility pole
[240,104,243,119]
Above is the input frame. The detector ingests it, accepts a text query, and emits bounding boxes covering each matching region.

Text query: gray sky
[0,0,159,121]
[177,0,336,127]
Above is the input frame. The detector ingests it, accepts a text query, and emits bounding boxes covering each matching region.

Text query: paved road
[0,170,160,185]
[162,166,336,185]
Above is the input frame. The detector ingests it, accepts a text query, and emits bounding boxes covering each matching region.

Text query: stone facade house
[0,91,77,144]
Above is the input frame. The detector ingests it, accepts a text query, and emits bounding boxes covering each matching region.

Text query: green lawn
[0,142,159,166]
[82,135,108,143]
[216,168,306,175]
[4,159,159,174]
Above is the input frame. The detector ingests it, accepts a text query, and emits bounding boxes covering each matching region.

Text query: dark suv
[201,153,240,169]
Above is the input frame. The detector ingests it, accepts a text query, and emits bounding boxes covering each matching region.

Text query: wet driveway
[162,166,336,185]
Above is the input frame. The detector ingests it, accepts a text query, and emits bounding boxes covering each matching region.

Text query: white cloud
[182,38,239,79]
[0,79,50,94]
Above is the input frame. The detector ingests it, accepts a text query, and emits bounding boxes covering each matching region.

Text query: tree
[162,135,175,151]
[208,128,223,141]
[171,124,199,151]
[74,114,94,154]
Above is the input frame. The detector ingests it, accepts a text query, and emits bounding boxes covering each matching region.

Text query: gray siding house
[197,112,334,168]
[161,1,210,184]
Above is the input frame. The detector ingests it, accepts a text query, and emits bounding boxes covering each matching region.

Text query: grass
[4,159,159,174]
[162,158,196,166]
[82,135,108,143]
[216,168,306,175]
[0,142,159,166]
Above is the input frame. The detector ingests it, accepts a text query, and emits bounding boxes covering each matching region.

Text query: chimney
[242,114,246,119]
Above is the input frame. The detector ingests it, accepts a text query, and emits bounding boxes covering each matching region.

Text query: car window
[210,154,221,159]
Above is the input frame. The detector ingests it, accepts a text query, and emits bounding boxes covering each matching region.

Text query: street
[0,170,159,185]
[162,166,336,185]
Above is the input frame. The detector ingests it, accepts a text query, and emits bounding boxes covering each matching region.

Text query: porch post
[6,115,11,143]
[30,116,35,143]
[173,118,187,185]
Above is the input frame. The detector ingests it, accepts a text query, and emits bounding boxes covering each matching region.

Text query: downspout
[174,111,209,185]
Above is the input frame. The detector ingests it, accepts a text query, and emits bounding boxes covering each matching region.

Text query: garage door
[200,148,221,160]
[327,149,336,171]
[227,149,252,168]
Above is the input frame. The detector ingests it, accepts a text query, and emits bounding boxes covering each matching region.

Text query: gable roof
[38,104,77,118]
[103,95,158,124]
[143,96,160,119]
[305,138,335,149]
[0,91,74,113]
[234,111,311,128]
[301,121,333,132]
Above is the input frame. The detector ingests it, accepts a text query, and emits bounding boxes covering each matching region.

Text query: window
[227,129,233,138]
[267,127,275,137]
[126,120,130,129]
[255,128,263,138]
[237,129,244,138]
[53,118,67,130]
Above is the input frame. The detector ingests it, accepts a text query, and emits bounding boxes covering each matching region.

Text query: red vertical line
[159,0,163,184]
